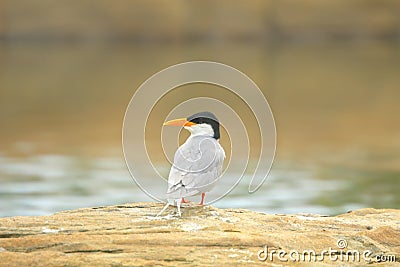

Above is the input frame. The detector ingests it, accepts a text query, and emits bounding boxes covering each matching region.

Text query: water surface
[0,42,399,216]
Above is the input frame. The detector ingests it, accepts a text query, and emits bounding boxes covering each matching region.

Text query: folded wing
[166,135,225,200]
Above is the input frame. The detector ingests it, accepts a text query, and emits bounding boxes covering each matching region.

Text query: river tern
[157,111,225,217]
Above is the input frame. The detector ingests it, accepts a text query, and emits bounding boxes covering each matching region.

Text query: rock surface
[0,202,399,266]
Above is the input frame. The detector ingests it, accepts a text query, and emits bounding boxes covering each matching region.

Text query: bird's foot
[198,193,206,206]
[181,197,190,204]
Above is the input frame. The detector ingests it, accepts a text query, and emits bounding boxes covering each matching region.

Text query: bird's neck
[184,124,214,138]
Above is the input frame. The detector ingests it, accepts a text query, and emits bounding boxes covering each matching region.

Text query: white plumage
[157,113,225,217]
[167,134,225,200]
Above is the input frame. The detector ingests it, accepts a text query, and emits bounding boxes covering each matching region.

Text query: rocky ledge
[0,203,399,266]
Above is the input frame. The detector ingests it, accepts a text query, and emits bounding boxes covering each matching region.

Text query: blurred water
[0,153,339,216]
[0,152,398,217]
[0,154,133,216]
[0,42,399,216]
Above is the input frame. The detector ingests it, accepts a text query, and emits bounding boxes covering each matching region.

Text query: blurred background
[1,0,399,217]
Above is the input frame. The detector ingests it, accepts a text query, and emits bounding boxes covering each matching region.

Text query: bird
[157,111,225,217]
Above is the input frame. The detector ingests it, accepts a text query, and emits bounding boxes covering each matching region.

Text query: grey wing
[166,136,225,199]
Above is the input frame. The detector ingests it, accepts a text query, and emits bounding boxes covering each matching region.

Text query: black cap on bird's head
[187,111,220,140]
[163,111,221,140]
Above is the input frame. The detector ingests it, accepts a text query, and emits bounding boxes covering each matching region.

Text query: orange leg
[199,193,205,205]
[181,197,190,203]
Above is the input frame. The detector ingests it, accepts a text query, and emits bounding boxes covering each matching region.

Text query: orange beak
[163,118,196,127]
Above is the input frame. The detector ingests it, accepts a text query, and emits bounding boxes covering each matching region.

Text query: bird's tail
[166,186,200,201]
